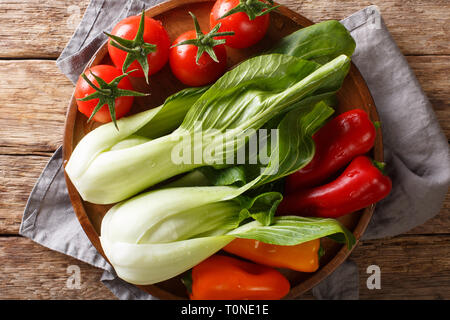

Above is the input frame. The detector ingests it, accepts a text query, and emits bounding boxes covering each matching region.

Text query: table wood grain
[0,0,448,300]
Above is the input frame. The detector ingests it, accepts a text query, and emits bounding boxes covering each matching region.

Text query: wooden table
[0,0,448,300]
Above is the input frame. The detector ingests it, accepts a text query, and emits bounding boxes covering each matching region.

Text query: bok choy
[100,103,356,285]
[66,54,351,204]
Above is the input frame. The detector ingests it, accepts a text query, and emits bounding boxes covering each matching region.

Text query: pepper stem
[372,121,381,129]
[172,12,234,64]
[77,69,148,130]
[181,270,193,294]
[318,246,325,259]
[219,0,280,21]
[372,160,387,175]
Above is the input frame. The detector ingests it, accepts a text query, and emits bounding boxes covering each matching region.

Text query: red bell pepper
[278,156,392,218]
[190,255,290,300]
[285,109,377,193]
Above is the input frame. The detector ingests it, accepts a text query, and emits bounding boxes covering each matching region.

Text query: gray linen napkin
[20,1,450,300]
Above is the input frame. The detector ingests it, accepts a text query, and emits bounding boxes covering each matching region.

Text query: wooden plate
[63,0,382,299]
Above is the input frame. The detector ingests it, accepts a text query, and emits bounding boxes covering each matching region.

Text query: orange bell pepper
[223,238,321,272]
[190,255,290,300]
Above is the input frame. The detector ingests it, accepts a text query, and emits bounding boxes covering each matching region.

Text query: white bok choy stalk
[65,86,207,200]
[100,188,355,285]
[100,102,356,285]
[66,54,351,204]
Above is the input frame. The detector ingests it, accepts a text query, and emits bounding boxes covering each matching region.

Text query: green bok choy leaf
[268,20,356,64]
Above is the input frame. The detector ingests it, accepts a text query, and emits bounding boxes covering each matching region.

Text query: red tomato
[74,65,134,123]
[108,15,170,78]
[169,30,228,86]
[210,0,270,49]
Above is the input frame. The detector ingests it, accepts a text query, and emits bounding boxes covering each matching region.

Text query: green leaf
[134,86,209,139]
[268,20,356,65]
[172,101,333,227]
[193,101,333,227]
[199,166,247,187]
[197,101,334,191]
[235,191,283,226]
[178,54,349,162]
[167,100,334,227]
[256,101,335,185]
[179,54,319,132]
[229,216,356,250]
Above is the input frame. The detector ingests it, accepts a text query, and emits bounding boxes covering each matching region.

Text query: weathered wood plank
[0,0,90,58]
[0,155,50,234]
[0,61,72,155]
[0,236,116,299]
[0,0,448,58]
[282,0,450,56]
[353,235,450,299]
[0,235,448,299]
